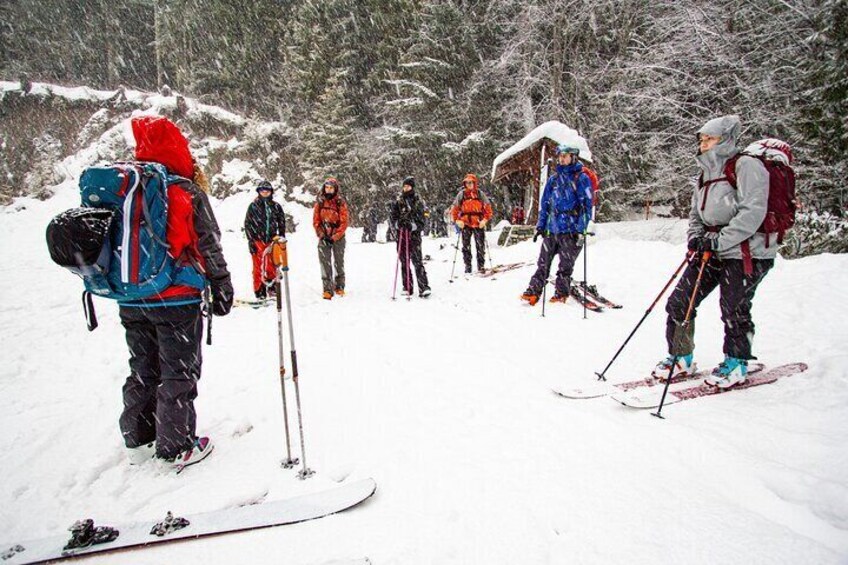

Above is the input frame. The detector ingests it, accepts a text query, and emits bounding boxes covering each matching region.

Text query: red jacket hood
[132,116,195,179]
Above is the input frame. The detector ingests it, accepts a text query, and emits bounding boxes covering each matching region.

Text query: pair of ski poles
[392,228,413,299]
[591,250,709,418]
[264,237,314,479]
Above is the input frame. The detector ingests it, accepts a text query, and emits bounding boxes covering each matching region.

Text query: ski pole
[595,252,693,381]
[392,225,401,300]
[449,230,461,282]
[652,251,710,419]
[265,242,298,469]
[483,230,494,272]
[405,228,413,296]
[582,230,587,320]
[541,278,548,318]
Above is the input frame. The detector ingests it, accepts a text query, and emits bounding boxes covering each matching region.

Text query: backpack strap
[138,171,171,249]
[82,291,98,332]
[698,154,742,211]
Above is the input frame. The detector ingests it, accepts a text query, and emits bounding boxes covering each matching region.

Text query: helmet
[256,180,273,193]
[323,177,340,190]
[556,145,580,158]
[402,176,415,189]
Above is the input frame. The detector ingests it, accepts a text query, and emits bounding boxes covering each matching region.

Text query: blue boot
[711,357,748,389]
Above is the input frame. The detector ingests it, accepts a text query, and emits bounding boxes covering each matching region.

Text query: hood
[697,115,741,164]
[320,177,341,200]
[132,116,195,179]
[463,173,479,192]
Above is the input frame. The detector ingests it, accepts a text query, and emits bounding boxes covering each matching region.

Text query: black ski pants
[461,227,486,271]
[119,303,203,459]
[397,228,429,293]
[665,255,773,360]
[528,233,583,296]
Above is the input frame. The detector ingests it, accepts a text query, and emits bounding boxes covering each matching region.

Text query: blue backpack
[47,162,206,327]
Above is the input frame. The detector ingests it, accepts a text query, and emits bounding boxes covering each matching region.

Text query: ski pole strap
[203,284,212,346]
[82,291,98,332]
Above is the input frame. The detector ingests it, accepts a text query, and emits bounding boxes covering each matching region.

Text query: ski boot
[254,286,267,300]
[164,437,214,474]
[322,291,333,300]
[549,293,568,303]
[652,354,696,381]
[419,288,432,298]
[127,442,155,465]
[708,357,748,388]
[334,288,345,297]
[520,291,540,306]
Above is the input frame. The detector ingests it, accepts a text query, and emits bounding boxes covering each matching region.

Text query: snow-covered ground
[1,180,847,564]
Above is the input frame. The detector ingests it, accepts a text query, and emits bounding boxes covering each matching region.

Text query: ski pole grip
[272,237,289,270]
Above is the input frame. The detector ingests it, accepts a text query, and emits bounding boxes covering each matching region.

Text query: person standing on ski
[389,176,431,297]
[521,145,593,305]
[653,115,774,389]
[313,177,349,299]
[244,180,286,299]
[450,173,493,273]
[121,116,232,470]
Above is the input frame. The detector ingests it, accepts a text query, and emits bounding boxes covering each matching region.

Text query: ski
[1,478,376,565]
[233,297,274,309]
[478,262,532,278]
[578,282,622,309]
[553,363,764,399]
[568,285,603,312]
[611,363,808,409]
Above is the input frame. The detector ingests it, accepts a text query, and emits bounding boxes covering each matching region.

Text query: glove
[248,241,257,254]
[689,234,719,253]
[456,220,465,229]
[210,279,233,317]
[323,236,334,245]
[533,229,544,243]
[586,221,597,237]
[479,219,487,228]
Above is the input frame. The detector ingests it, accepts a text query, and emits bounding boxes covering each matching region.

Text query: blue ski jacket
[537,162,593,235]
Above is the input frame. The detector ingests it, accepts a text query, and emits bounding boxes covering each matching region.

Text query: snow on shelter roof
[491,121,593,181]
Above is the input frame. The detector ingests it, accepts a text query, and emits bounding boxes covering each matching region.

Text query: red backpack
[700,138,797,274]
[581,166,600,206]
[722,138,797,244]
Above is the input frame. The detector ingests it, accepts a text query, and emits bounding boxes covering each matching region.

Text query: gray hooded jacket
[688,115,775,260]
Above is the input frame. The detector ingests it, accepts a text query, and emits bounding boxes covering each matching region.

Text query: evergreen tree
[299,72,358,191]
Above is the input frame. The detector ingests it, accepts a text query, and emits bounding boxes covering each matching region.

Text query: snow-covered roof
[491,121,593,181]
